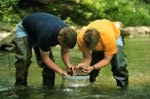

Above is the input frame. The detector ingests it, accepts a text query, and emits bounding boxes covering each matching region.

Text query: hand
[67,64,74,70]
[61,71,69,76]
[80,66,94,75]
[67,64,75,75]
[76,63,86,69]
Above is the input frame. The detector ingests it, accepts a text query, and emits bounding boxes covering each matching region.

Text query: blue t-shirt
[22,12,68,51]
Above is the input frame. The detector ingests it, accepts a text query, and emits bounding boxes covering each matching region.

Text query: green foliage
[80,0,150,26]
[0,0,149,26]
[44,0,98,25]
[0,0,20,26]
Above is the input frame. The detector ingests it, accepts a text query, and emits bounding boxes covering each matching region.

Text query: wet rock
[0,31,15,51]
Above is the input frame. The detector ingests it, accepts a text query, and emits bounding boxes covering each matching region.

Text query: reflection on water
[0,86,116,99]
[0,84,150,99]
[1,37,150,99]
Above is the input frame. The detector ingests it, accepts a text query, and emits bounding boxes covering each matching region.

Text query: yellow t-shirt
[77,19,120,56]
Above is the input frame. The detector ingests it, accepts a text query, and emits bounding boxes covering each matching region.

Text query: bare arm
[40,49,68,76]
[94,55,113,69]
[76,49,91,68]
[61,47,74,69]
[84,54,114,74]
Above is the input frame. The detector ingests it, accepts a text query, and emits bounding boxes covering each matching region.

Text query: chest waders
[14,23,55,89]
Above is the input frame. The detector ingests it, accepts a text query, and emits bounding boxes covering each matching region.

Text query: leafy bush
[81,0,150,26]
[0,0,20,26]
[0,0,149,26]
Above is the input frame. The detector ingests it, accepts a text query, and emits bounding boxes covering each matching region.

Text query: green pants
[14,36,55,88]
[90,45,128,87]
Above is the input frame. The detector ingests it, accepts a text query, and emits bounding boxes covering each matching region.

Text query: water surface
[0,37,150,99]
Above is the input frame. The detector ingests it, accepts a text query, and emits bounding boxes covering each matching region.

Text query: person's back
[87,19,120,40]
[22,12,68,51]
[77,19,120,56]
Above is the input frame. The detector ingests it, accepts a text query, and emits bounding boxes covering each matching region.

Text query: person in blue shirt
[14,12,77,89]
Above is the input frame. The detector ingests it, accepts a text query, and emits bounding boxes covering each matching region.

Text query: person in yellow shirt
[76,19,128,88]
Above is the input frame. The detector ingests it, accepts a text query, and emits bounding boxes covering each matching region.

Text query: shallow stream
[0,37,150,99]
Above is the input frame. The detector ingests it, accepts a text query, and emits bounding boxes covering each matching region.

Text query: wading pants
[90,45,128,87]
[14,23,55,88]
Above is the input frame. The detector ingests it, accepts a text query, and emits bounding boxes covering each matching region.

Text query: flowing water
[0,53,149,99]
[0,37,150,99]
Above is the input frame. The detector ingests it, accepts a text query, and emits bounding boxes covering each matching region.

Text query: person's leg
[90,51,104,83]
[14,37,32,87]
[111,45,128,88]
[33,47,55,89]
[14,22,32,88]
